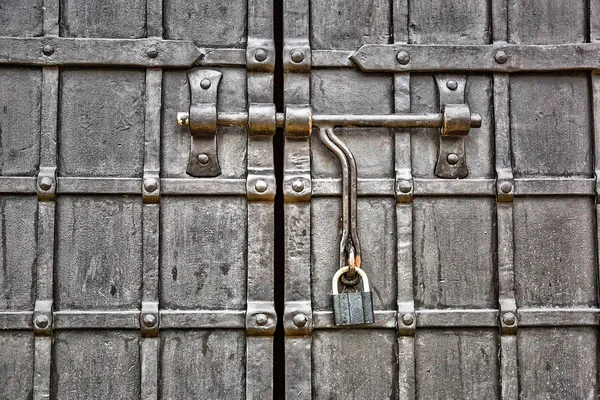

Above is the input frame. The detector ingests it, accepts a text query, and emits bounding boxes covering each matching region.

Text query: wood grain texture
[0,196,37,311]
[60,0,146,38]
[55,196,142,310]
[0,0,42,37]
[0,67,41,176]
[160,197,247,310]
[52,331,140,399]
[0,331,34,400]
[160,330,245,400]
[59,69,145,177]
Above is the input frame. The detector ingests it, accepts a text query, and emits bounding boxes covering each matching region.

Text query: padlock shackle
[331,267,370,295]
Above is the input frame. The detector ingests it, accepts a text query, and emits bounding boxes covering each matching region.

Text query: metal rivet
[142,314,157,327]
[500,181,513,194]
[147,47,158,58]
[446,80,458,90]
[398,180,412,194]
[255,313,268,326]
[200,79,211,90]
[177,112,190,127]
[495,50,508,64]
[39,177,53,191]
[42,45,54,56]
[254,48,268,62]
[197,153,210,165]
[290,50,305,63]
[144,178,158,193]
[293,313,308,328]
[502,312,516,326]
[292,179,304,193]
[447,153,459,165]
[402,313,414,326]
[255,180,268,193]
[35,315,49,329]
[396,50,410,65]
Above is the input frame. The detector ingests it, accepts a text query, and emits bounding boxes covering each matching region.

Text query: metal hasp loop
[318,127,362,281]
[177,69,222,177]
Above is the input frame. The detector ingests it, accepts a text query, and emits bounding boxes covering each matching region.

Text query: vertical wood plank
[146,0,163,38]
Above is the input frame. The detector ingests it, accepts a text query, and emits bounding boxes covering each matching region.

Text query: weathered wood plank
[0,331,34,399]
[0,0,42,37]
[60,0,146,38]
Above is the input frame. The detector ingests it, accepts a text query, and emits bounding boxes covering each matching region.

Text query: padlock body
[332,291,375,326]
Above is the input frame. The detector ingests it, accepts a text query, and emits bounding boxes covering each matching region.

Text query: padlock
[331,266,374,326]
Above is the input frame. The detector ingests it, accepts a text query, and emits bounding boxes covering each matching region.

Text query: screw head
[398,180,412,194]
[495,50,508,64]
[42,45,54,56]
[447,153,459,165]
[502,312,516,326]
[396,50,410,65]
[402,313,415,326]
[255,313,268,326]
[500,181,513,194]
[255,180,268,193]
[290,50,305,63]
[35,315,49,329]
[200,79,211,90]
[39,177,53,191]
[147,47,158,58]
[197,153,210,165]
[142,314,157,327]
[292,179,304,193]
[293,313,308,328]
[254,48,268,62]
[144,178,158,193]
[446,80,458,90]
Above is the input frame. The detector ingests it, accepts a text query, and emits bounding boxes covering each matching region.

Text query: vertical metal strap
[246,1,276,398]
[393,1,415,397]
[33,2,59,399]
[140,3,163,398]
[493,2,518,397]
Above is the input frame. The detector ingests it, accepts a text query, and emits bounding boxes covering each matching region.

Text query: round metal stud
[147,47,158,58]
[142,314,157,328]
[447,153,459,165]
[35,315,49,329]
[500,181,513,194]
[402,313,415,326]
[398,180,412,194]
[144,178,158,193]
[200,79,211,90]
[446,80,458,90]
[502,312,516,326]
[292,179,305,193]
[39,177,53,191]
[254,48,268,62]
[255,180,268,193]
[42,45,55,56]
[255,313,268,326]
[197,153,210,165]
[290,50,305,63]
[396,50,410,65]
[495,50,508,64]
[293,313,308,328]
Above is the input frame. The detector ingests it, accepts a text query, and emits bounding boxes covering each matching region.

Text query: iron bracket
[140,301,159,337]
[246,301,277,336]
[33,300,53,335]
[37,166,56,201]
[500,299,518,335]
[284,301,313,336]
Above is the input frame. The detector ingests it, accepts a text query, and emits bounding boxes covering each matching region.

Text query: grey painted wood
[160,330,245,400]
[160,197,247,310]
[312,330,397,399]
[413,198,496,309]
[0,67,41,176]
[58,69,145,177]
[60,0,146,38]
[517,328,597,399]
[52,331,140,399]
[0,196,37,311]
[55,196,143,310]
[0,331,34,400]
[514,198,596,307]
[415,329,499,400]
[0,0,42,36]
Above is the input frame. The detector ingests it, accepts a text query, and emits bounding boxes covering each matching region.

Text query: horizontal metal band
[58,177,141,194]
[416,309,498,328]
[0,177,37,193]
[348,43,600,72]
[518,308,599,327]
[313,310,397,329]
[53,310,139,329]
[414,178,495,196]
[514,178,595,196]
[0,311,32,330]
[161,178,246,195]
[312,178,395,196]
[311,50,354,67]
[0,37,246,67]
[160,310,246,329]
